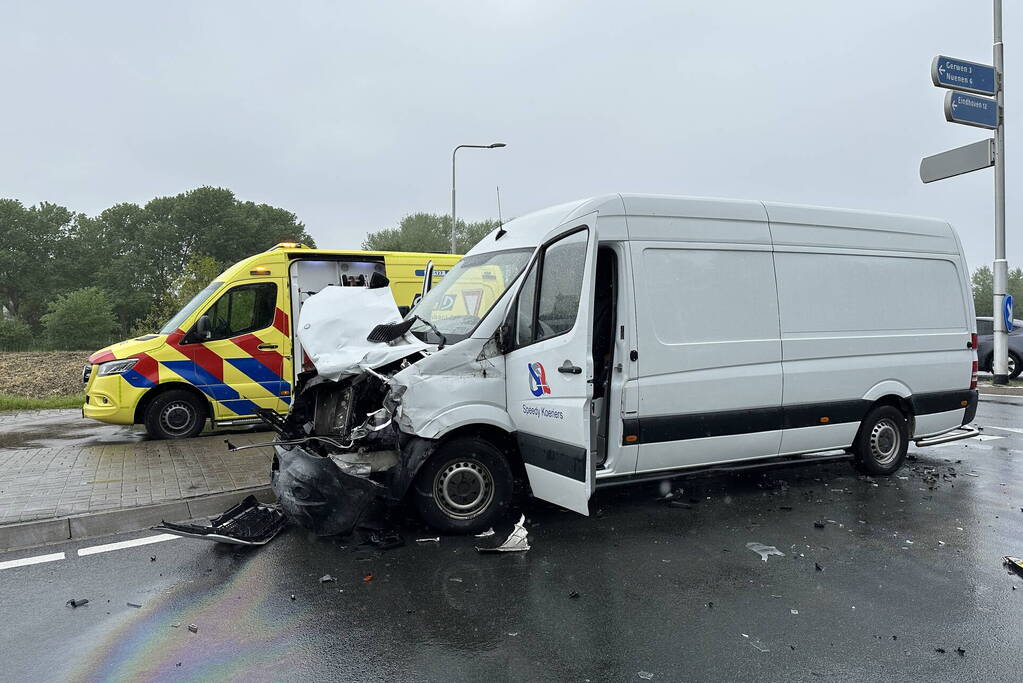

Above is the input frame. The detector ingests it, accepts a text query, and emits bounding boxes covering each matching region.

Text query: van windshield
[410,249,533,344]
[159,281,223,335]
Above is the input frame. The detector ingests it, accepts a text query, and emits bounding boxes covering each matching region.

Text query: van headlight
[97,358,139,376]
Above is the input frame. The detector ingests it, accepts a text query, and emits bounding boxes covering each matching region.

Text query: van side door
[628,220,783,472]
[504,218,598,515]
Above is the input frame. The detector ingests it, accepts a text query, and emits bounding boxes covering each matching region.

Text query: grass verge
[0,393,84,411]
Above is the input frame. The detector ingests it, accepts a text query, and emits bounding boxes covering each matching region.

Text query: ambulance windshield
[410,249,532,344]
[159,281,223,335]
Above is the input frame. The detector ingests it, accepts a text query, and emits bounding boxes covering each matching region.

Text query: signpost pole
[992,0,1010,384]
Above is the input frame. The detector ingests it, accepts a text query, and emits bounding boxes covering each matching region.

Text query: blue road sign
[944,91,999,129]
[932,56,997,96]
[1006,295,1014,333]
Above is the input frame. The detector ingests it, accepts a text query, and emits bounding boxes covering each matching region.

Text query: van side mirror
[496,321,512,354]
[195,315,212,341]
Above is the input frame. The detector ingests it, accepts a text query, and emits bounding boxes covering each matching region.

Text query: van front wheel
[413,436,514,534]
[851,405,909,476]
[144,390,207,439]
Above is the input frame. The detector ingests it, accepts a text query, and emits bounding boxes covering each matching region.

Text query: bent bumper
[270,444,385,536]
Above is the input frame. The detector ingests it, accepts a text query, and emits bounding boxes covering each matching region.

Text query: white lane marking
[0,552,66,571]
[974,434,1005,442]
[985,426,1023,435]
[77,533,180,557]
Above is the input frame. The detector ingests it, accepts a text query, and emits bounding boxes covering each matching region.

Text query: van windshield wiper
[414,315,447,350]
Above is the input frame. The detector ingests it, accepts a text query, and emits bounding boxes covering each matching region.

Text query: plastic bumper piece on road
[271,444,385,537]
[914,424,981,448]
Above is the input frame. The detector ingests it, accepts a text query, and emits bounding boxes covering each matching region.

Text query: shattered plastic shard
[746,542,785,562]
[476,515,530,553]
[1003,556,1023,577]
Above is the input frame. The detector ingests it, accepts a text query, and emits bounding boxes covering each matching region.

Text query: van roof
[466,193,958,256]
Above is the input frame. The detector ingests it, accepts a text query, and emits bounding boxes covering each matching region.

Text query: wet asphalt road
[3,398,1023,682]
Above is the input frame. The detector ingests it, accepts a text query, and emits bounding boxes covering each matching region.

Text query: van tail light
[970,360,978,390]
[971,333,978,350]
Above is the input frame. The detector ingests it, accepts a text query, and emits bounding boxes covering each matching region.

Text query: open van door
[504,216,598,515]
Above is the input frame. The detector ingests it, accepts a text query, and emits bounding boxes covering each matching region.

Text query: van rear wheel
[851,405,909,476]
[413,436,514,534]
[144,390,207,440]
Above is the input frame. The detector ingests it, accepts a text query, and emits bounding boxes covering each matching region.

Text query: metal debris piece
[746,542,785,562]
[319,575,336,583]
[65,598,89,608]
[188,624,198,634]
[476,514,530,553]
[1003,556,1023,577]
[415,537,441,543]
[368,529,405,550]
[474,528,496,538]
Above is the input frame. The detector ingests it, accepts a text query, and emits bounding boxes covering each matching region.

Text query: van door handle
[558,361,582,374]
[258,343,279,351]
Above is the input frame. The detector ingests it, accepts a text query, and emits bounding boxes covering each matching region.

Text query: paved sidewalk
[0,409,274,525]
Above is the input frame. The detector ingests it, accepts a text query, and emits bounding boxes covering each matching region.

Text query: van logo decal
[528,362,551,397]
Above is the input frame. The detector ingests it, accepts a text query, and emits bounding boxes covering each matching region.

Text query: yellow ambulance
[82,243,461,438]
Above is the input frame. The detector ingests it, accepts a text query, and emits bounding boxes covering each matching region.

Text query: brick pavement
[0,409,274,524]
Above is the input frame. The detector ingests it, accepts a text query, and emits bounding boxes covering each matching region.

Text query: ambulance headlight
[97,359,139,376]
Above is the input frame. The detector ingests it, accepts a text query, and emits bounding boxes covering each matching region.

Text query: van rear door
[504,216,598,515]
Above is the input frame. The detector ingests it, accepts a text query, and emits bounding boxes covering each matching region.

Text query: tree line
[0,188,500,351]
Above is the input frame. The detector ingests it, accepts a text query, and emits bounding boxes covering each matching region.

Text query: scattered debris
[746,542,785,562]
[153,495,286,546]
[150,556,156,562]
[127,602,142,609]
[476,514,531,553]
[319,575,336,583]
[65,598,89,608]
[367,530,405,550]
[448,577,463,583]
[415,537,441,543]
[171,623,180,628]
[188,624,198,634]
[363,574,374,583]
[814,521,826,529]
[790,609,799,615]
[956,647,966,657]
[1003,556,1023,577]
[815,562,823,572]
[935,648,946,654]
[638,672,655,680]
[474,528,496,538]
[706,601,714,609]
[290,594,296,600]
[569,591,581,599]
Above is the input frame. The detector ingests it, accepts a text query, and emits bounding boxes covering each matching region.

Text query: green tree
[41,287,119,350]
[362,213,500,253]
[973,266,1023,319]
[0,199,78,328]
[973,266,993,316]
[0,317,33,349]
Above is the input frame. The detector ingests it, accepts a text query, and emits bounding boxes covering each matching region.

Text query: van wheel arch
[134,383,212,426]
[406,425,528,500]
[851,395,914,446]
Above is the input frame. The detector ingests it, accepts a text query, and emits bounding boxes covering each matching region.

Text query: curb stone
[0,486,274,552]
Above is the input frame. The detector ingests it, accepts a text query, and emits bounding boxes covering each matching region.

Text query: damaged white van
[247,194,979,537]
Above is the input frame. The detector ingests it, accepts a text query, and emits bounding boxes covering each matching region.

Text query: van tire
[851,405,909,476]
[412,436,514,534]
[144,390,207,440]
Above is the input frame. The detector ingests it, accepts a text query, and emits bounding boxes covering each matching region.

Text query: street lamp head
[489,142,507,148]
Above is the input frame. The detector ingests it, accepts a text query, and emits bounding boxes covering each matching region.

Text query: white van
[257,194,979,537]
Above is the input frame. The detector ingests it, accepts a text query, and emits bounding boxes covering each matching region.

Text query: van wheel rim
[870,418,900,466]
[434,460,494,519]
[161,402,195,435]
[1010,356,1017,375]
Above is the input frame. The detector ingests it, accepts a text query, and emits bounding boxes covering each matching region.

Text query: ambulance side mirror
[195,315,212,341]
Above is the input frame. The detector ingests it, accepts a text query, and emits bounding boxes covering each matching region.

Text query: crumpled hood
[89,334,167,364]
[296,286,429,381]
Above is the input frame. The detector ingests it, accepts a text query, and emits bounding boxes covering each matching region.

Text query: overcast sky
[2,1,1019,270]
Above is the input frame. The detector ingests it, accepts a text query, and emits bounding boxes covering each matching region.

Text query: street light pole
[451,142,506,253]
[992,0,1009,384]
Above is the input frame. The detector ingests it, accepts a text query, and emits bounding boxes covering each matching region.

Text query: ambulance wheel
[851,405,909,476]
[1009,352,1021,380]
[413,436,514,534]
[144,390,207,439]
